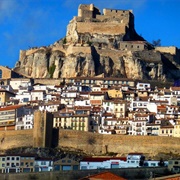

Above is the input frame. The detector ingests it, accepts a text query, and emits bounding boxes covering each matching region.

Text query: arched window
[0,69,2,79]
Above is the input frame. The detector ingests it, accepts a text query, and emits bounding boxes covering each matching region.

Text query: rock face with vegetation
[14,4,180,81]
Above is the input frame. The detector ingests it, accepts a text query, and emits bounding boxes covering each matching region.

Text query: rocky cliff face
[14,4,180,81]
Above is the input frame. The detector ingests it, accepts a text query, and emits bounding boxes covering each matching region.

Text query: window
[73,165,78,170]
[25,162,29,167]
[0,70,2,78]
[67,160,71,163]
[16,157,19,160]
[21,162,24,166]
[41,161,46,165]
[30,162,34,166]
[7,163,10,166]
[7,157,10,160]
[2,158,5,161]
[175,161,179,165]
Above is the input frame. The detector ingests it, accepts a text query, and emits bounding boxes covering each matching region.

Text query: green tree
[63,37,67,44]
[158,158,165,167]
[48,63,56,78]
[152,39,161,47]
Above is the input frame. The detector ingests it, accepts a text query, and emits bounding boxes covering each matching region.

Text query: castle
[13,4,180,80]
[66,4,141,48]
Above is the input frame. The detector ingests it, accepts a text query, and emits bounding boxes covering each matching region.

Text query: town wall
[76,22,126,35]
[0,130,33,151]
[59,129,180,157]
[0,128,179,157]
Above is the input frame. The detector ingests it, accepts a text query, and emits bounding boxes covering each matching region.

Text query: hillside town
[0,65,180,137]
[1,65,180,177]
[1,1,180,179]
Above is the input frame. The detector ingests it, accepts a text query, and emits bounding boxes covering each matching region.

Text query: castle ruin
[66,4,140,48]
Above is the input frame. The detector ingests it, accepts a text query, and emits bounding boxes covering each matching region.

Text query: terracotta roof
[79,171,127,180]
[90,92,105,95]
[170,86,180,91]
[0,105,23,111]
[74,106,91,110]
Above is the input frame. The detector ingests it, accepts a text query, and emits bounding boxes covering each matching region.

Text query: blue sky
[0,0,180,68]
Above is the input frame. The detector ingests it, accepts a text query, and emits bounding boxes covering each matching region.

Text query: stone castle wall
[59,129,180,157]
[155,46,177,55]
[0,66,12,79]
[0,128,179,157]
[0,130,33,151]
[76,22,126,35]
[66,45,91,55]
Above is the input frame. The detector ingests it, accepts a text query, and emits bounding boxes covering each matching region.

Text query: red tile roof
[80,171,127,180]
[170,86,180,91]
[0,105,23,111]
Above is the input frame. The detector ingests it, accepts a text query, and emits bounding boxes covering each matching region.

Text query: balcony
[0,121,15,126]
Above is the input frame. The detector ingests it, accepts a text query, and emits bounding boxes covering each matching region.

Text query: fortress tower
[33,111,53,148]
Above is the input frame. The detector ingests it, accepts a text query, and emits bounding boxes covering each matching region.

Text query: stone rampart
[0,128,179,158]
[97,48,126,58]
[59,129,180,157]
[66,45,91,55]
[155,46,177,55]
[0,130,33,151]
[76,22,126,35]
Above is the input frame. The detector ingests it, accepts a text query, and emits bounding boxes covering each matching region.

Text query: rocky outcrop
[14,4,180,81]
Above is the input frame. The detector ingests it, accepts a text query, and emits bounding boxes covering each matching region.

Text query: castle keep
[66,4,136,45]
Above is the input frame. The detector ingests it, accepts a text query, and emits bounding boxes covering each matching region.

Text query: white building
[80,157,126,170]
[15,106,34,130]
[136,82,150,90]
[34,158,53,172]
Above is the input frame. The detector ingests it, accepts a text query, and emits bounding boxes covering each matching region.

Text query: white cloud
[0,0,20,22]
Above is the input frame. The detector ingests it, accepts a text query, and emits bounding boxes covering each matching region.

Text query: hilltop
[14,4,180,81]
